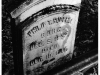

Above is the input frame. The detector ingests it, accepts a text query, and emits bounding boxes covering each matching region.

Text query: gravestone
[10,0,81,75]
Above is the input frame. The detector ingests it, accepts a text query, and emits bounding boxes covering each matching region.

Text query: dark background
[2,0,98,75]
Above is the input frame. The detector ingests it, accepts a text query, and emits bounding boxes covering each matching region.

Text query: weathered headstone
[10,0,81,75]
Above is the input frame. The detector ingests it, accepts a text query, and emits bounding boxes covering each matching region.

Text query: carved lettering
[27,16,71,37]
[27,15,72,67]
[30,56,43,66]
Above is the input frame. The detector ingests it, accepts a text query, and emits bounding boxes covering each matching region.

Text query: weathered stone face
[22,5,80,74]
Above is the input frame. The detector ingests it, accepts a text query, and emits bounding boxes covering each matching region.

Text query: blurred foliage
[73,0,98,57]
[2,0,14,75]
